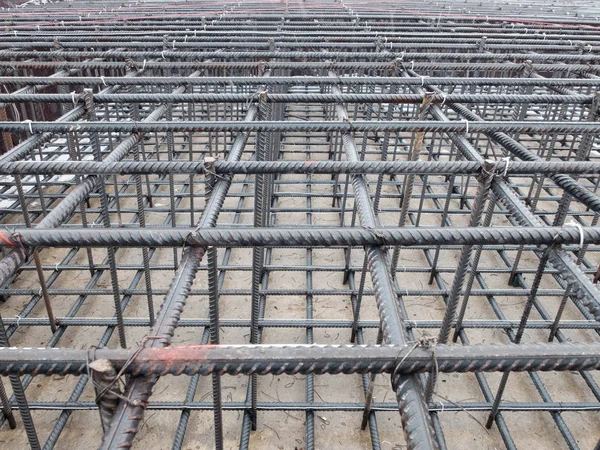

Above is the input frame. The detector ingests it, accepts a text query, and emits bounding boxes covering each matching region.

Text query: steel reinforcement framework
[0,0,600,449]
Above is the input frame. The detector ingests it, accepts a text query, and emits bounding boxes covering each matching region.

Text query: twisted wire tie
[439,92,447,106]
[501,156,511,177]
[246,90,262,106]
[565,219,585,250]
[88,335,167,405]
[391,337,438,391]
[21,119,33,134]
[359,225,387,246]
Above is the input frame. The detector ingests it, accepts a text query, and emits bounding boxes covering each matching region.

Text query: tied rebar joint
[522,60,535,77]
[391,338,438,392]
[89,359,122,433]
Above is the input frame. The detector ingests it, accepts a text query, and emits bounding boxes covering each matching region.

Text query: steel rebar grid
[98,99,260,448]
[0,0,600,449]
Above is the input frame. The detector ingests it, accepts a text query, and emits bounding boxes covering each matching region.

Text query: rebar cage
[0,0,600,448]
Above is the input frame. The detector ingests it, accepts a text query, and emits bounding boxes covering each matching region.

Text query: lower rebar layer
[1,0,600,449]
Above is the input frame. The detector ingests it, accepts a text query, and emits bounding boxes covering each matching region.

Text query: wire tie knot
[439,92,447,106]
[21,119,33,134]
[565,219,585,250]
[391,337,437,391]
[501,156,511,177]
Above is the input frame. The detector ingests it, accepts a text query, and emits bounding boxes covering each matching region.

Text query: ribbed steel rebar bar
[0,226,598,250]
[1,120,600,134]
[1,160,599,176]
[0,342,599,377]
[331,71,438,450]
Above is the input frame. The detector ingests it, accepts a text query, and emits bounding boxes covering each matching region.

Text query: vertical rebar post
[165,103,179,271]
[83,88,127,349]
[452,192,497,342]
[436,160,495,345]
[0,314,39,450]
[390,92,434,275]
[13,174,57,333]
[89,359,122,434]
[360,325,383,430]
[133,140,154,325]
[0,376,16,429]
[67,131,95,275]
[486,246,553,428]
[0,106,12,155]
[205,157,224,450]
[250,89,271,431]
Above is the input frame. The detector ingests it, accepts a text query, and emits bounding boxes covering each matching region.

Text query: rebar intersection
[0,0,600,448]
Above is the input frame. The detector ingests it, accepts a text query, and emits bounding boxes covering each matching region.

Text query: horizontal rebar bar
[0,342,598,377]
[4,75,600,86]
[2,120,600,133]
[0,160,597,176]
[1,92,594,104]
[0,226,599,249]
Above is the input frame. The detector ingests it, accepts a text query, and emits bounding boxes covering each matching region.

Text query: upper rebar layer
[0,0,600,449]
